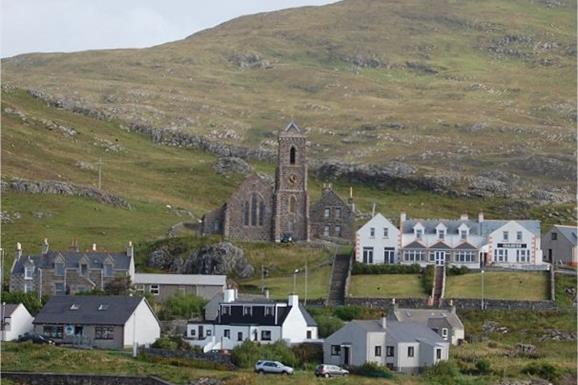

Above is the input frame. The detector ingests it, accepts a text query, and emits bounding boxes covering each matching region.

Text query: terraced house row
[355,212,546,269]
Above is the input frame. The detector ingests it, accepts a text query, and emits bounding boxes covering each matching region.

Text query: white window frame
[335,225,341,237]
[370,227,375,238]
[460,230,468,240]
[442,328,449,338]
[516,249,529,263]
[383,227,389,238]
[324,208,330,218]
[516,231,523,241]
[24,265,34,280]
[24,281,33,293]
[222,305,231,315]
[335,207,342,218]
[496,248,507,263]
[503,231,509,241]
[243,306,252,316]
[149,284,160,296]
[415,229,423,240]
[323,225,330,237]
[363,247,374,264]
[438,230,445,240]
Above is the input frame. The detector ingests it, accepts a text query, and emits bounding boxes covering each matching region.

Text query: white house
[33,295,160,349]
[186,289,318,352]
[323,315,449,373]
[485,220,543,268]
[355,213,401,264]
[1,303,34,341]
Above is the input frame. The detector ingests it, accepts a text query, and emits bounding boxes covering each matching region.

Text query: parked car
[17,333,56,345]
[255,360,294,375]
[315,364,349,378]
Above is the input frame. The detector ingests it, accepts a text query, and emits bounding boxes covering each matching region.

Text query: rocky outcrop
[148,242,254,278]
[213,156,253,175]
[228,52,272,69]
[1,178,131,208]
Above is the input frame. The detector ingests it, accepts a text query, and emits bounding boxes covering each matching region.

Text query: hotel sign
[497,243,527,249]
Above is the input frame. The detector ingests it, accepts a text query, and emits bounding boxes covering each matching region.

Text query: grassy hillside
[1,0,576,193]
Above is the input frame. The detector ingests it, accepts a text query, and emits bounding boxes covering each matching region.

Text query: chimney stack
[16,242,22,259]
[223,288,236,303]
[478,212,484,223]
[460,213,468,221]
[126,241,134,258]
[42,238,49,255]
[288,294,299,307]
[380,312,387,329]
[400,211,407,224]
[92,243,97,252]
[264,288,270,299]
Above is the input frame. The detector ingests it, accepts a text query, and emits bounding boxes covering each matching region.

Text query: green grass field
[445,272,549,301]
[349,274,427,298]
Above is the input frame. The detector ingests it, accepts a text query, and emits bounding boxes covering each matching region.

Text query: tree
[104,276,131,295]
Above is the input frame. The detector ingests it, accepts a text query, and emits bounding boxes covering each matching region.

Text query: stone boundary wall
[550,268,556,301]
[0,372,173,385]
[140,347,235,369]
[342,297,556,311]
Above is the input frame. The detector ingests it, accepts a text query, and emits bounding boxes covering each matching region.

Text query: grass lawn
[445,272,549,301]
[349,274,426,298]
[240,265,331,300]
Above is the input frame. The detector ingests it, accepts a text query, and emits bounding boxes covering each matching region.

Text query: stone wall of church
[201,205,226,236]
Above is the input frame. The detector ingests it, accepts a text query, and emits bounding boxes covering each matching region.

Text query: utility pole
[293,269,299,294]
[481,270,485,310]
[261,265,264,293]
[97,157,102,190]
[304,260,308,305]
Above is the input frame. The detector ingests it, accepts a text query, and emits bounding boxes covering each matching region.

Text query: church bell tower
[273,121,310,242]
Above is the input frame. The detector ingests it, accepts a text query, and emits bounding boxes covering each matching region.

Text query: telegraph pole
[304,260,308,305]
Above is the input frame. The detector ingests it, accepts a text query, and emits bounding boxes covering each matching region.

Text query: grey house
[33,296,160,349]
[542,225,577,266]
[133,273,226,302]
[388,306,465,346]
[323,316,449,373]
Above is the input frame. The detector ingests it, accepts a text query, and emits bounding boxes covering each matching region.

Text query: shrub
[475,359,491,374]
[333,305,363,321]
[349,362,393,378]
[424,360,461,385]
[231,341,261,368]
[158,294,207,320]
[447,266,470,276]
[0,291,47,315]
[231,340,298,369]
[315,315,344,338]
[291,343,322,368]
[421,265,435,293]
[351,262,421,275]
[522,361,562,382]
[151,336,178,350]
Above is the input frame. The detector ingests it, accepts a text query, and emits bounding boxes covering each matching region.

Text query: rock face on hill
[213,156,253,175]
[1,178,131,208]
[148,242,254,278]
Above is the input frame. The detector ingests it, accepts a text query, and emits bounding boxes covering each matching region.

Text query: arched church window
[289,146,296,165]
[243,201,250,226]
[259,200,265,226]
[251,193,258,226]
[289,196,296,213]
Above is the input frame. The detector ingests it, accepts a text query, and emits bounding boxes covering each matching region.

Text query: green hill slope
[2,0,576,196]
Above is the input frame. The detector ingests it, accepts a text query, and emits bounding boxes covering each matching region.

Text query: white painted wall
[281,304,310,343]
[488,221,543,266]
[122,299,160,348]
[356,214,401,264]
[1,304,34,341]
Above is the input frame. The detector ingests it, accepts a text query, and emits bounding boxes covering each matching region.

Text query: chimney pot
[460,213,468,220]
[380,312,387,329]
[400,212,407,223]
[16,242,22,251]
[92,243,97,252]
[478,212,484,223]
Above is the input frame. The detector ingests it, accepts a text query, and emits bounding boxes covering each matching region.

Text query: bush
[447,266,470,276]
[475,359,491,374]
[291,343,322,368]
[231,340,298,369]
[315,315,344,338]
[522,361,562,382]
[158,294,207,320]
[421,265,435,293]
[333,305,363,321]
[231,341,261,368]
[349,362,393,378]
[0,291,47,315]
[351,262,421,275]
[151,336,178,350]
[424,360,461,385]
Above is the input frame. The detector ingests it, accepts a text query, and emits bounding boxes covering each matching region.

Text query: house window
[222,305,231,315]
[375,346,382,357]
[551,232,557,240]
[384,248,395,264]
[386,346,394,357]
[516,249,529,263]
[331,345,341,356]
[261,330,272,341]
[503,231,509,241]
[438,230,445,240]
[496,249,507,263]
[243,306,252,316]
[442,328,449,338]
[456,251,475,263]
[416,229,423,240]
[54,282,65,295]
[335,225,342,237]
[80,263,88,276]
[324,208,330,218]
[335,208,342,218]
[383,228,389,238]
[206,330,212,336]
[407,346,414,358]
[237,332,243,341]
[403,250,425,262]
[516,231,523,241]
[307,330,312,339]
[324,225,331,237]
[436,348,442,360]
[363,247,374,264]
[461,230,467,240]
[43,325,63,338]
[24,281,33,293]
[55,262,64,276]
[189,329,196,338]
[264,306,274,316]
[370,227,375,238]
[136,285,145,294]
[24,265,34,280]
[95,326,114,340]
[149,284,160,296]
[224,329,231,338]
[104,263,113,277]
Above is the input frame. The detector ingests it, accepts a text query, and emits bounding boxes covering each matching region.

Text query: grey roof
[12,250,131,274]
[402,218,541,237]
[555,225,578,246]
[391,308,464,330]
[133,273,226,286]
[1,304,20,318]
[351,319,386,332]
[386,320,445,345]
[34,296,147,326]
[299,304,318,327]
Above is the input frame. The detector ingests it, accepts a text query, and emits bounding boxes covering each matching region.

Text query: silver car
[255,360,294,375]
[315,364,349,377]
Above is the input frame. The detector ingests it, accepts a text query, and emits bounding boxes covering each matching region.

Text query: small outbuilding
[1,303,34,341]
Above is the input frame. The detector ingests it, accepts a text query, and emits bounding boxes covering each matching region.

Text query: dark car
[17,333,56,345]
[280,233,294,244]
[315,364,349,378]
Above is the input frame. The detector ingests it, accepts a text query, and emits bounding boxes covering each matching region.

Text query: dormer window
[80,263,88,276]
[243,306,252,316]
[460,230,467,240]
[24,265,34,280]
[70,304,80,310]
[265,306,274,316]
[438,230,445,240]
[222,305,231,315]
[98,304,109,311]
[104,263,113,277]
[55,262,64,276]
[416,229,423,240]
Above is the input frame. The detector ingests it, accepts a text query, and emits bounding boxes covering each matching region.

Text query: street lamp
[481,270,485,310]
[293,269,299,294]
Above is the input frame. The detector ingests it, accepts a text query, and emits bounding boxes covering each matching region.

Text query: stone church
[201,121,354,242]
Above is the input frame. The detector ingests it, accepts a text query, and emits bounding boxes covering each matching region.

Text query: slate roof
[299,303,318,327]
[555,225,578,246]
[351,319,385,332]
[12,250,131,274]
[390,308,464,330]
[402,218,541,238]
[133,273,226,286]
[218,304,290,326]
[386,320,445,345]
[1,304,20,318]
[33,296,146,326]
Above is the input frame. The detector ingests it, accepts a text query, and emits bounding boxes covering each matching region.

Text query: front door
[74,326,83,336]
[198,325,204,339]
[384,248,395,264]
[342,346,350,366]
[434,251,446,266]
[363,247,374,264]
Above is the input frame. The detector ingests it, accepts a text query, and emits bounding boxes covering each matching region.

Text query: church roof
[279,121,305,137]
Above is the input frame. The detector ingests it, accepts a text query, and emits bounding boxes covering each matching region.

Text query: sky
[1,0,338,58]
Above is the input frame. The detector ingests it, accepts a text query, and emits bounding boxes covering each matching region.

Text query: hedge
[352,262,421,275]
